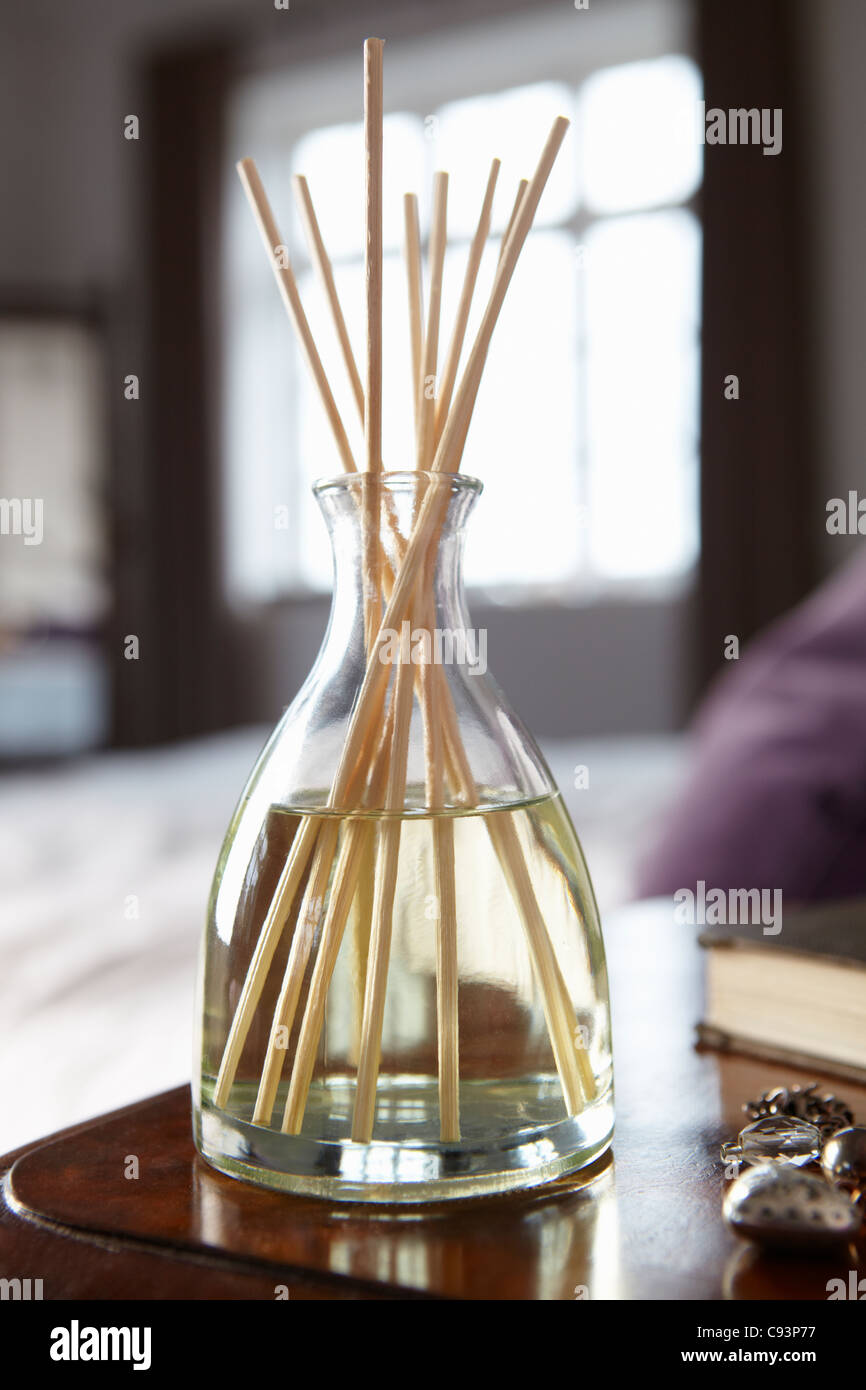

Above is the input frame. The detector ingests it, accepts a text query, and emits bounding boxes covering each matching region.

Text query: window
[224,3,701,602]
[0,316,108,755]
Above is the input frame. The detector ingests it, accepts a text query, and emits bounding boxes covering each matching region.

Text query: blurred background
[1,0,863,1148]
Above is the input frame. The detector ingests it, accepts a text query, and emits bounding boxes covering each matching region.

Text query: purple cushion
[635,551,866,902]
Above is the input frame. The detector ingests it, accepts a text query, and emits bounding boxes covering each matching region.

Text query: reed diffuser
[194,38,613,1201]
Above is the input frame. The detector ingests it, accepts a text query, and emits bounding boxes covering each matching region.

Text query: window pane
[580,56,702,214]
[432,83,578,240]
[223,295,301,600]
[451,231,581,588]
[291,114,427,260]
[584,207,701,346]
[584,210,700,579]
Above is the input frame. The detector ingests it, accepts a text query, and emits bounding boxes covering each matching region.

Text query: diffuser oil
[195,792,613,1201]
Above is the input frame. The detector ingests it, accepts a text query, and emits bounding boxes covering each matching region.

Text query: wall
[231,588,694,736]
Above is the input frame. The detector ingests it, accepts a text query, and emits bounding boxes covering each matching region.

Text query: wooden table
[2,900,863,1300]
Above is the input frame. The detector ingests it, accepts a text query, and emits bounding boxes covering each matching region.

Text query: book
[697,896,866,1085]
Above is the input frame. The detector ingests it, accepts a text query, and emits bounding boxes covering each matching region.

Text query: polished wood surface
[2,900,863,1299]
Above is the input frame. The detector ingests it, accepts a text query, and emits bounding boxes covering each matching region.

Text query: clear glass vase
[194,470,613,1201]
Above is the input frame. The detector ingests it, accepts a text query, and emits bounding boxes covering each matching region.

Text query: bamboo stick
[276,659,402,1137]
[409,171,463,1135]
[403,193,424,438]
[350,653,415,1140]
[348,828,376,1066]
[352,487,434,1129]
[498,177,528,267]
[433,120,570,477]
[411,532,462,1140]
[282,817,374,1132]
[485,813,591,1111]
[288,172,419,650]
[293,173,365,421]
[364,37,385,475]
[239,156,397,587]
[212,813,321,1108]
[434,672,595,1110]
[365,171,459,1131]
[433,816,459,1135]
[236,159,356,474]
[434,158,500,443]
[252,817,340,1124]
[406,171,462,1132]
[422,653,460,1136]
[252,696,397,1126]
[361,38,385,658]
[415,171,448,469]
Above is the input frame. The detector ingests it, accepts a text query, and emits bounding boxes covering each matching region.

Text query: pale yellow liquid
[196,793,613,1198]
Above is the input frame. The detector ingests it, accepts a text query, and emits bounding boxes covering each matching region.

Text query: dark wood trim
[695,0,818,694]
[111,42,234,746]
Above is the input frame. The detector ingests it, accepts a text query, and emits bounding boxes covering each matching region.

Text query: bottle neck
[256,467,553,813]
[314,471,481,676]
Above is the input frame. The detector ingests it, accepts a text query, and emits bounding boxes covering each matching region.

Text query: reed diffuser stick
[351,653,415,1140]
[293,173,365,421]
[433,117,569,477]
[434,688,596,1109]
[435,158,500,443]
[288,172,421,621]
[352,209,438,1136]
[403,193,424,437]
[421,619,461,1140]
[498,177,528,266]
[282,817,374,1132]
[361,38,385,657]
[415,172,449,470]
[236,159,357,474]
[296,172,428,1059]
[212,814,321,1109]
[251,820,341,1124]
[485,813,593,1110]
[364,37,385,473]
[410,175,463,1134]
[252,699,397,1126]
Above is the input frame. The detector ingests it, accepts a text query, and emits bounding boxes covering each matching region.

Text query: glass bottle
[194,470,613,1201]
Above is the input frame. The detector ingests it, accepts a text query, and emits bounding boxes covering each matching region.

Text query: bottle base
[194,1075,614,1203]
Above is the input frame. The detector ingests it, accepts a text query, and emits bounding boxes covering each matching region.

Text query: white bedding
[0,728,684,1152]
